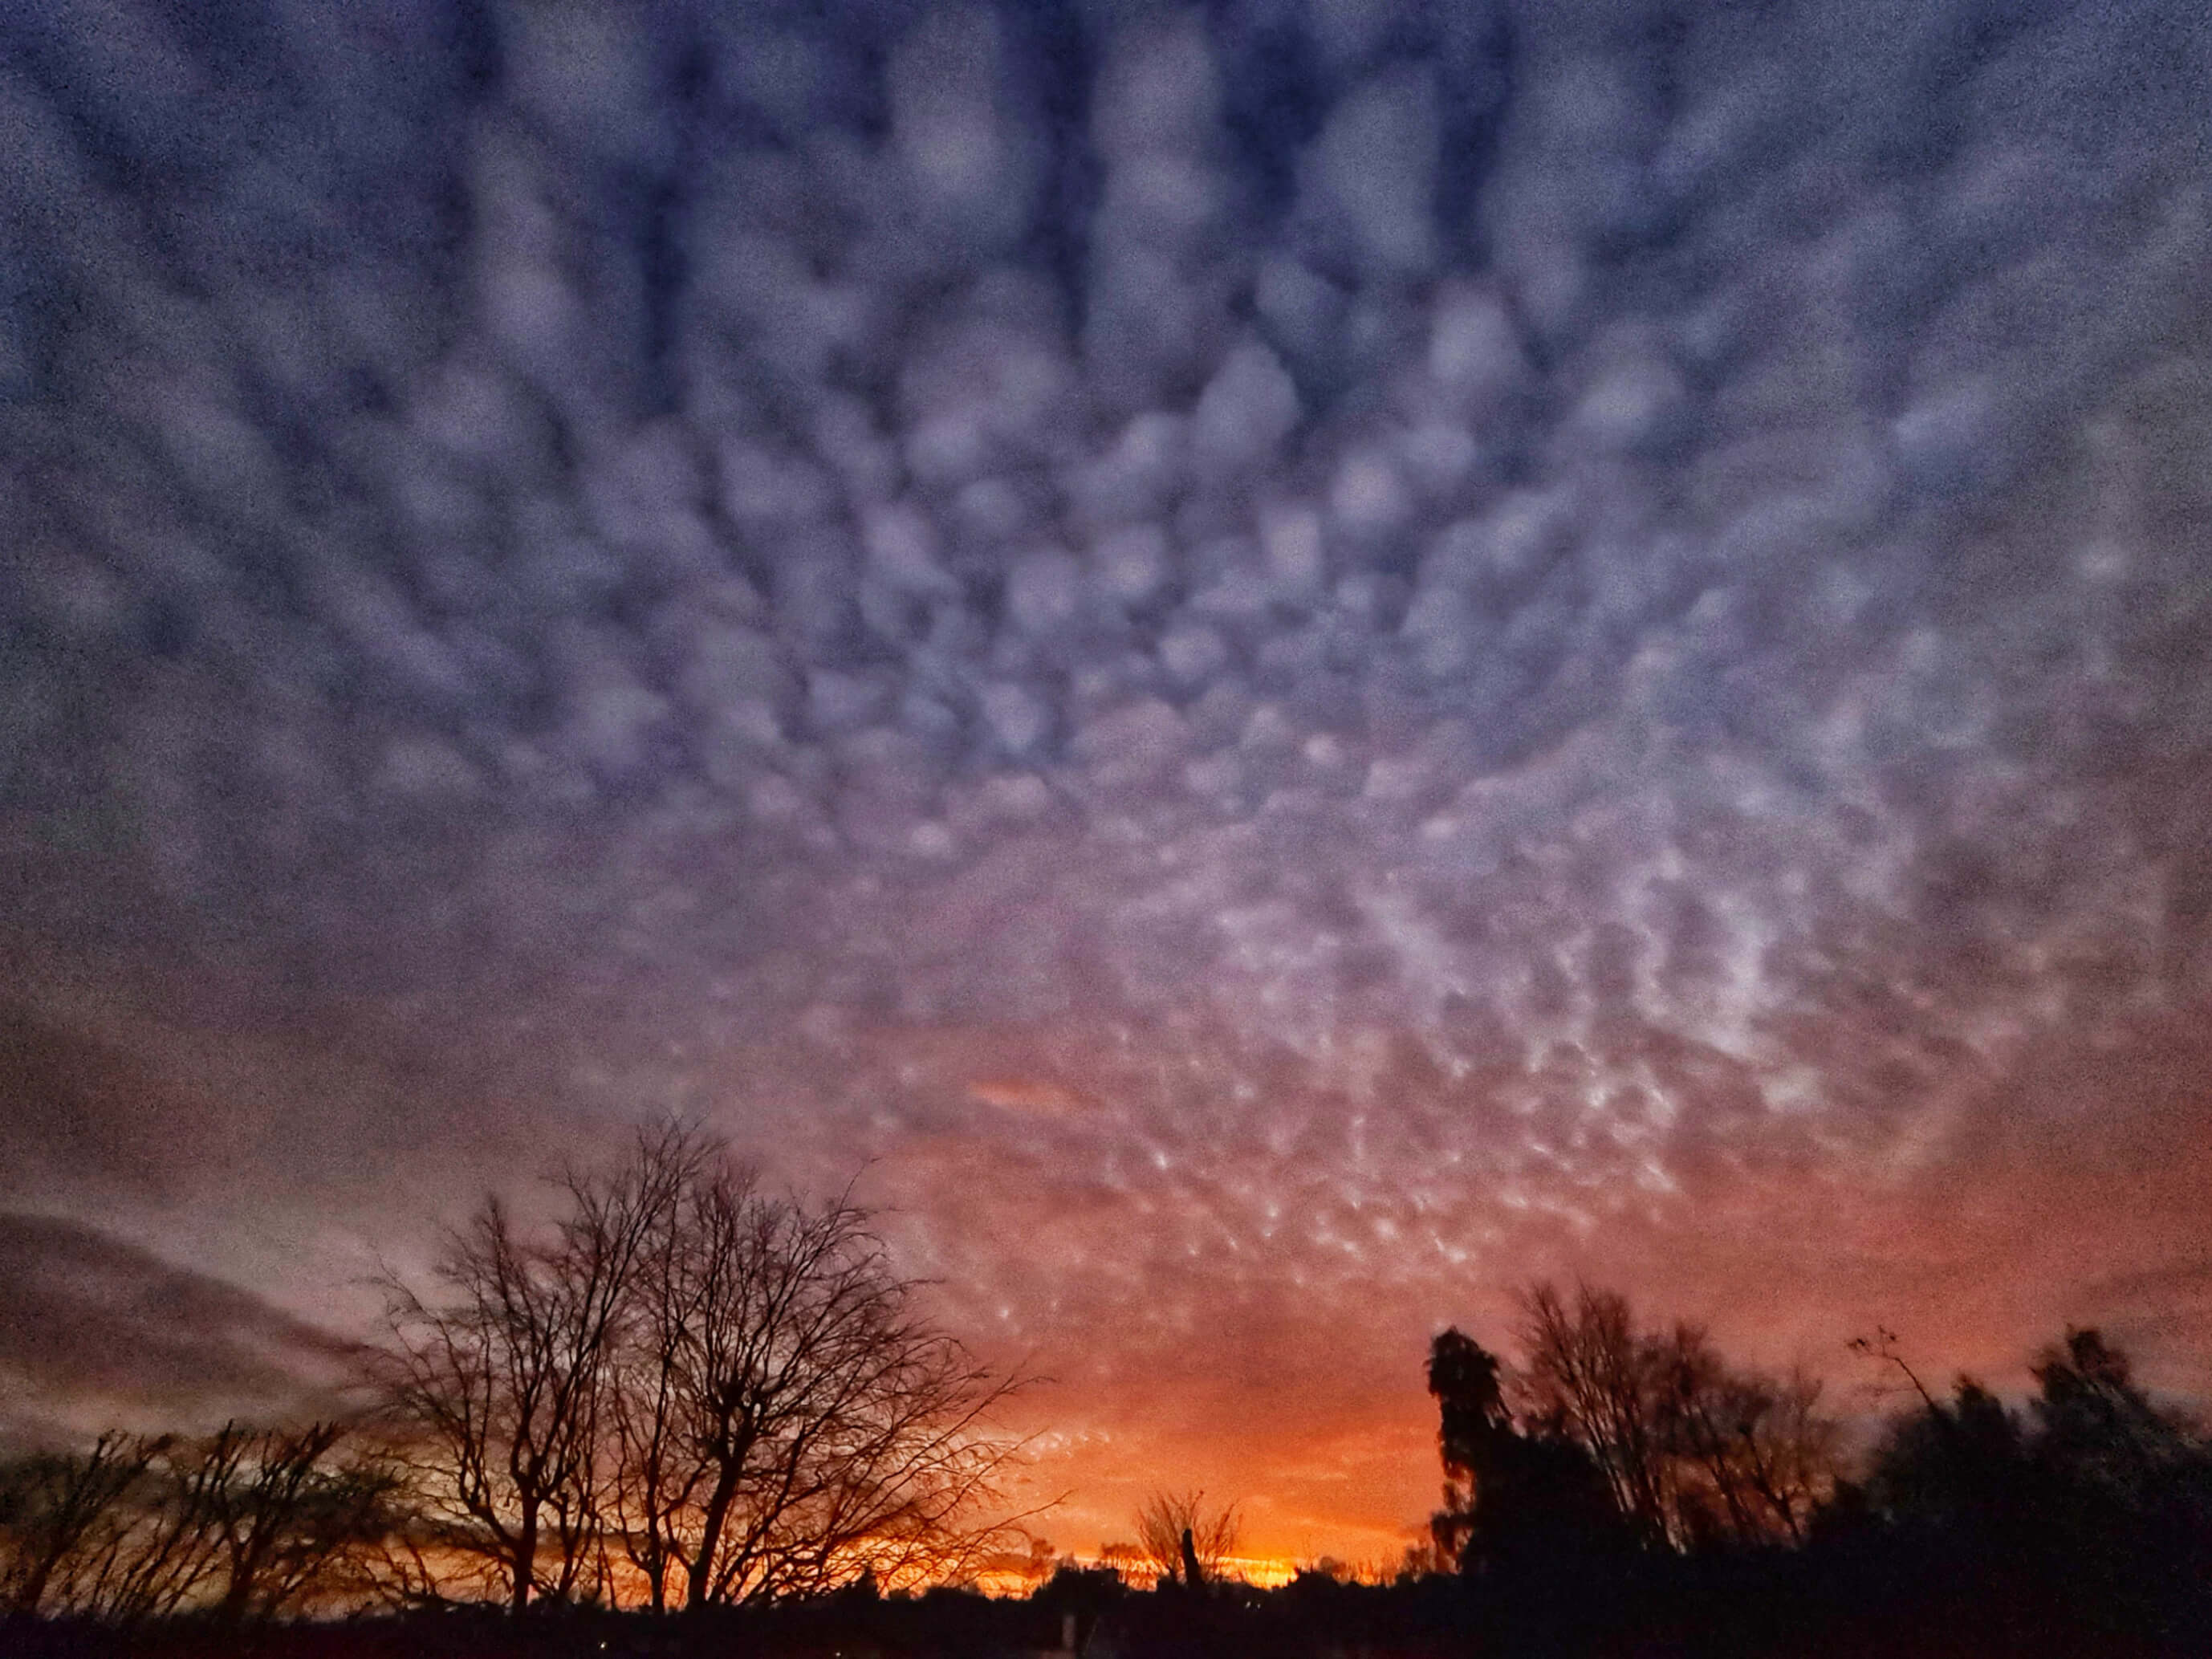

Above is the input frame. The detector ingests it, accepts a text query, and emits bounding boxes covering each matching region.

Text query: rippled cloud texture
[6,0,2212,1560]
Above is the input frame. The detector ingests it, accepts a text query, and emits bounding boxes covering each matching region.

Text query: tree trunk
[15,1552,59,1617]
[512,1500,539,1613]
[685,1461,741,1611]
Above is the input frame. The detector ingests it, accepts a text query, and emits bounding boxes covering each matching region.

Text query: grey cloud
[0,1213,363,1442]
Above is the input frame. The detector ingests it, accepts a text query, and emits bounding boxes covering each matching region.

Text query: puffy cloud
[1304,63,1441,279]
[5,0,2210,1557]
[1192,339,1303,479]
[889,6,1035,247]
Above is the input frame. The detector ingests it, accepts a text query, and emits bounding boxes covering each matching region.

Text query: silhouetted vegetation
[1130,1490,1239,1589]
[1836,1324,2212,1649]
[1409,1286,2211,1657]
[6,1225,2209,1656]
[0,1422,401,1621]
[1432,1281,1840,1563]
[371,1122,1031,1612]
[1428,1323,1629,1579]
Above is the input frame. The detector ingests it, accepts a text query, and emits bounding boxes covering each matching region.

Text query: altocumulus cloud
[4,0,2211,1558]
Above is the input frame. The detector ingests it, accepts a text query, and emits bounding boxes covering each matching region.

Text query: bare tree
[601,1129,725,1612]
[1515,1283,1675,1548]
[1132,1490,1240,1588]
[0,1433,166,1616]
[1731,1368,1839,1543]
[191,1422,403,1620]
[372,1122,1026,1612]
[2,1423,398,1622]
[373,1126,691,1611]
[1653,1329,1836,1546]
[1517,1284,1839,1553]
[1848,1327,1944,1414]
[604,1133,1029,1608]
[58,1433,231,1621]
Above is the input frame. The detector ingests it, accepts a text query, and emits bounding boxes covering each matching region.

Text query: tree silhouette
[1426,1327,1623,1576]
[603,1128,1027,1608]
[191,1422,402,1621]
[0,1424,396,1621]
[1434,1287,1840,1568]
[1864,1370,2031,1531]
[1132,1489,1239,1588]
[372,1121,1027,1613]
[1652,1325,1835,1544]
[2027,1328,2212,1634]
[1514,1283,1674,1549]
[1427,1325,1507,1568]
[372,1123,696,1611]
[1848,1325,2212,1644]
[0,1432,165,1616]
[2031,1328,2199,1500]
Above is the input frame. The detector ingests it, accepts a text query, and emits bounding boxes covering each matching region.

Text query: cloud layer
[0,1213,364,1452]
[6,0,2211,1558]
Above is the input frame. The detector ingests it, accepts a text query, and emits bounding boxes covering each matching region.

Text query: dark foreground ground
[6,1545,2208,1659]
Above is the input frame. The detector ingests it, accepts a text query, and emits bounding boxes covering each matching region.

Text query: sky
[4,0,2211,1571]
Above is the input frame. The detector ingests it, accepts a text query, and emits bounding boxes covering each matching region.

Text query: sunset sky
[6,0,2212,1572]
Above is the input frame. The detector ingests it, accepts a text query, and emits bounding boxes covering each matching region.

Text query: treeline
[4,1126,2210,1653]
[1419,1284,2212,1652]
[0,1423,401,1621]
[1427,1283,1837,1568]
[2,1123,1027,1624]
